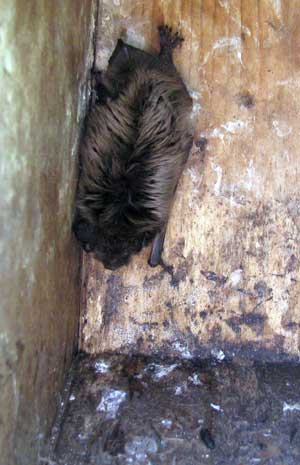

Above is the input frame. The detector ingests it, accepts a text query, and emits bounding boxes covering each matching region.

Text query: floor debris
[44,354,300,465]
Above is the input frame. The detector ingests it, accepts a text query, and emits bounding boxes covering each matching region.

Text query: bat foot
[158,25,184,52]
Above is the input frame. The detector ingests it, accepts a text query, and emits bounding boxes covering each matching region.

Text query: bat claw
[158,24,184,50]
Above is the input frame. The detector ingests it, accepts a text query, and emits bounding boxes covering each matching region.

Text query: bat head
[72,215,155,270]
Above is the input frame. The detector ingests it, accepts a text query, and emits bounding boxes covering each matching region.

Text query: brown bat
[73,25,194,270]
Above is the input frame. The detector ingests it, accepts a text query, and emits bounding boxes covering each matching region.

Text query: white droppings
[147,363,178,380]
[161,419,173,428]
[210,403,223,412]
[226,268,244,288]
[94,360,110,374]
[188,89,202,101]
[188,373,202,386]
[283,401,300,413]
[97,389,127,419]
[211,348,226,361]
[69,394,76,401]
[211,162,223,196]
[173,341,193,359]
[175,383,187,395]
[175,385,183,395]
[272,120,292,138]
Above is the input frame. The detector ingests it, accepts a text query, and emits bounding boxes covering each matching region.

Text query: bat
[73,25,194,270]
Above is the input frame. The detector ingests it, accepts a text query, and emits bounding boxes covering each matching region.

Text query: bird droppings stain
[47,354,300,464]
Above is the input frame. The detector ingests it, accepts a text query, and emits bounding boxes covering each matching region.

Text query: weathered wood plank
[80,0,300,361]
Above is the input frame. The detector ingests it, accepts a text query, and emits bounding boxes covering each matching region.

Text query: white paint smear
[203,36,243,66]
[204,119,251,146]
[271,0,282,18]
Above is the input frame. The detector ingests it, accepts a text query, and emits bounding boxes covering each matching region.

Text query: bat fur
[73,25,194,270]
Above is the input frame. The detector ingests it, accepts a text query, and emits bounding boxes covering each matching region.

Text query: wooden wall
[80,0,300,361]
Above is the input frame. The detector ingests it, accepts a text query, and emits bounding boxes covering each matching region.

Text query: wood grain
[80,0,300,361]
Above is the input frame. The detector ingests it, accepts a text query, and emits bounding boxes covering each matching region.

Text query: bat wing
[148,226,167,267]
[108,39,154,71]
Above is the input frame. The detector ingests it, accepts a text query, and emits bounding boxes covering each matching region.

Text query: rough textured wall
[0,1,96,464]
[80,0,300,362]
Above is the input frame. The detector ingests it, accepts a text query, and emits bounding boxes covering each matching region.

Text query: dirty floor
[42,354,300,465]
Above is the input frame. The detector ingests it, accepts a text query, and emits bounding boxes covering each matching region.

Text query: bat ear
[148,227,167,267]
[72,216,98,252]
